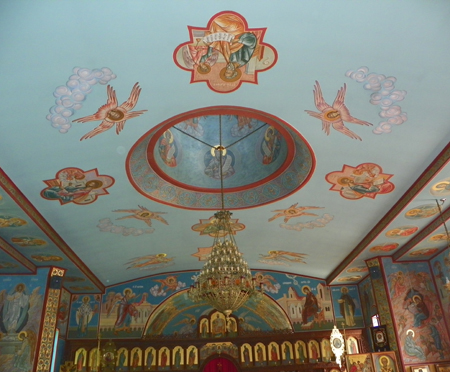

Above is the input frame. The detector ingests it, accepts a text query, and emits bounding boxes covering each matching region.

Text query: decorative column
[365,258,398,351]
[35,267,66,372]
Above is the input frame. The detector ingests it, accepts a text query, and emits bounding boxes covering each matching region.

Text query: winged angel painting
[73,83,147,140]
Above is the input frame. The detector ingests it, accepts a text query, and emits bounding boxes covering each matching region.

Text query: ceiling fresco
[0,2,450,293]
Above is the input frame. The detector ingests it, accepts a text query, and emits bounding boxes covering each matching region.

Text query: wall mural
[0,268,49,372]
[143,291,290,337]
[358,276,378,328]
[66,270,344,340]
[430,250,450,336]
[330,286,364,329]
[68,294,100,339]
[382,258,450,363]
[326,163,394,200]
[173,11,277,93]
[41,167,114,205]
[57,288,71,338]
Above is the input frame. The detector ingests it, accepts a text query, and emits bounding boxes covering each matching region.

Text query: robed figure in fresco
[212,313,226,337]
[301,286,319,325]
[13,330,36,371]
[338,287,356,327]
[76,296,94,337]
[1,283,30,334]
[403,288,429,328]
[108,288,147,334]
[198,13,258,81]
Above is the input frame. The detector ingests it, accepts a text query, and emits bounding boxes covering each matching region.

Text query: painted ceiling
[1,1,450,294]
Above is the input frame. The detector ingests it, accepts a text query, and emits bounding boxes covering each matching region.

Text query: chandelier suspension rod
[219,115,225,211]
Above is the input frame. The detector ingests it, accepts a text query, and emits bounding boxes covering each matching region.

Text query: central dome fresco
[127,106,315,210]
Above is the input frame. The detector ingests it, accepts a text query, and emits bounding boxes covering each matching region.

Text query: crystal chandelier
[188,117,262,318]
[188,209,262,317]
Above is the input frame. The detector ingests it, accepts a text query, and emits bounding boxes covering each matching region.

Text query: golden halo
[265,126,275,141]
[210,146,227,157]
[197,63,211,74]
[302,285,310,294]
[163,130,174,144]
[406,329,414,337]
[107,109,125,121]
[379,356,389,365]
[219,66,242,82]
[85,180,103,189]
[412,295,421,303]
[18,331,27,341]
[337,177,352,186]
[123,287,132,295]
[431,180,450,195]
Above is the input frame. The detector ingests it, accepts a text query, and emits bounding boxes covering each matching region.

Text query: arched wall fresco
[0,268,50,372]
[382,257,450,364]
[66,269,365,340]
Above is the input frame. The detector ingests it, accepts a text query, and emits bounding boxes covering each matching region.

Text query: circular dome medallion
[127,106,315,210]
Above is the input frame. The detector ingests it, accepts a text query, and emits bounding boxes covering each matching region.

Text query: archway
[203,357,239,372]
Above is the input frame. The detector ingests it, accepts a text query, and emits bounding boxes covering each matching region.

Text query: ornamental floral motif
[325,163,394,200]
[173,11,277,93]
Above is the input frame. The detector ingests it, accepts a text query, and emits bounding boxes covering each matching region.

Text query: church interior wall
[1,263,449,372]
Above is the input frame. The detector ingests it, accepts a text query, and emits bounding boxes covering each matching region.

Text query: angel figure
[73,83,147,140]
[269,203,323,223]
[259,250,307,265]
[175,313,197,334]
[305,81,372,140]
[113,205,168,227]
[153,275,179,293]
[254,272,278,292]
[126,253,174,270]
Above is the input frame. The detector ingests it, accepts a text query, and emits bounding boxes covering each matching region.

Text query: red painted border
[172,11,278,94]
[126,106,316,210]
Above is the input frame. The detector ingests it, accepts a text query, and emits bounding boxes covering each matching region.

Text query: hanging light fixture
[188,116,262,318]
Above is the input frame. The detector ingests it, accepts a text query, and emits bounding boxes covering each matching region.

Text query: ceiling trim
[0,236,36,272]
[326,141,450,284]
[392,206,450,261]
[0,168,105,293]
